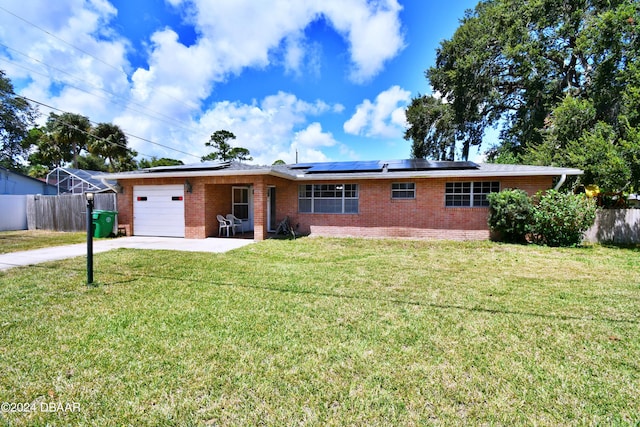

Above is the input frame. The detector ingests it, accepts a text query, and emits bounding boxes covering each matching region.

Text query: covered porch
[188,176,288,240]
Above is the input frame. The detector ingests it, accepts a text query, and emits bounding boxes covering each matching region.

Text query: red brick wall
[116,189,132,237]
[117,175,265,239]
[116,174,553,241]
[286,176,553,240]
[265,177,298,227]
[205,183,232,237]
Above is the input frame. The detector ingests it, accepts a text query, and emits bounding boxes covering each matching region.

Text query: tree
[30,112,91,169]
[89,123,137,172]
[138,157,184,169]
[27,126,59,170]
[202,130,252,162]
[404,95,457,160]
[27,164,49,179]
[77,153,108,172]
[410,0,640,189]
[0,70,38,169]
[229,147,252,162]
[524,96,632,191]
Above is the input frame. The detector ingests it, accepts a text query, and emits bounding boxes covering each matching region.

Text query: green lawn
[0,238,638,426]
[0,230,87,254]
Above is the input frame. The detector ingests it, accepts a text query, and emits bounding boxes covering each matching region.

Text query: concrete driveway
[0,236,255,271]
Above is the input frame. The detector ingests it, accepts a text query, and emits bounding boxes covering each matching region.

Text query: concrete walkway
[0,236,255,271]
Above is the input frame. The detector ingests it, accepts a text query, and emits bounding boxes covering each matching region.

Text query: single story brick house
[97,159,582,240]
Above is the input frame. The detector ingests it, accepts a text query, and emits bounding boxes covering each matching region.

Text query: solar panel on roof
[289,163,315,169]
[430,161,479,170]
[386,159,430,170]
[288,159,479,175]
[305,160,383,173]
[350,161,384,171]
[386,159,479,171]
[147,161,230,172]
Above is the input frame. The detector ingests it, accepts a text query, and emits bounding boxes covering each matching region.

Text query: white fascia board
[96,165,582,182]
[290,169,583,181]
[94,168,276,180]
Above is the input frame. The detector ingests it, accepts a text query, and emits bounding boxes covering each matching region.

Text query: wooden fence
[26,194,117,232]
[584,209,640,245]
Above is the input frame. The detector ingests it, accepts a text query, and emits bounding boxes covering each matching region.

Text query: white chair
[217,215,232,237]
[226,214,243,234]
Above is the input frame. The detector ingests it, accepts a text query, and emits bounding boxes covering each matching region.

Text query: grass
[0,237,639,426]
[0,230,87,254]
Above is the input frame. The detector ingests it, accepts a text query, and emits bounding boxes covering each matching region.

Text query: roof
[0,166,58,195]
[97,160,583,181]
[1,166,53,186]
[47,167,117,193]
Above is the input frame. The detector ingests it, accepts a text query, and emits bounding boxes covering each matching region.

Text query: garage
[133,185,185,237]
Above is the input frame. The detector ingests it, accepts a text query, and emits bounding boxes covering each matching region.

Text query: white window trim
[445,181,500,207]
[298,184,359,214]
[391,182,416,199]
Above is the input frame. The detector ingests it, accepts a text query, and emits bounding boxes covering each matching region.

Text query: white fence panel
[0,195,28,231]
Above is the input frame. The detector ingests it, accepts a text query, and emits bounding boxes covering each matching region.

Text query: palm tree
[49,112,91,169]
[89,123,137,171]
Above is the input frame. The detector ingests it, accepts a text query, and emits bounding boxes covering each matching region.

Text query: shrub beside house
[488,189,597,247]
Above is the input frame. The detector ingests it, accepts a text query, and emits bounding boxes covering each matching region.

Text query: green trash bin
[92,210,118,238]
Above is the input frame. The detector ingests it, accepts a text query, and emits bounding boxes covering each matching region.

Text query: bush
[487,189,533,243]
[531,190,597,247]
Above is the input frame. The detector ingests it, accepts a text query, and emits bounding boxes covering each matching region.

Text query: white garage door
[133,185,185,237]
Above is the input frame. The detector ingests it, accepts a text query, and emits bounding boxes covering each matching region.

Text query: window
[445,181,499,207]
[298,184,358,213]
[392,182,416,199]
[233,187,249,220]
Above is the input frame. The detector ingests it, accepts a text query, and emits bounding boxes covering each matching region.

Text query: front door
[267,187,276,232]
[232,186,253,231]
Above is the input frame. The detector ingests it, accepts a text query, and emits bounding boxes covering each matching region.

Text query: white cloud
[344,85,411,138]
[0,0,130,124]
[185,92,341,165]
[321,0,405,82]
[161,0,404,84]
[293,122,337,148]
[0,0,405,164]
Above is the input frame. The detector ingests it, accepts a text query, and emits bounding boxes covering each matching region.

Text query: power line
[38,112,159,162]
[0,6,221,161]
[0,5,125,77]
[21,95,202,159]
[0,5,200,113]
[0,51,201,135]
[1,58,204,158]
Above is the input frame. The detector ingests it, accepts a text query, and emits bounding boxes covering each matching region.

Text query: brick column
[116,183,133,236]
[253,179,266,240]
[185,180,206,238]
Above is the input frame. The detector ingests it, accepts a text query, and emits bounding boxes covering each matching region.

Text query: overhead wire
[0,4,201,114]
[18,97,168,161]
[0,49,201,135]
[0,4,125,76]
[0,5,212,159]
[21,95,202,159]
[0,60,202,159]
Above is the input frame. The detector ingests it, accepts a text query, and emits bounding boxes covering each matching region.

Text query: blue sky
[0,0,481,165]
